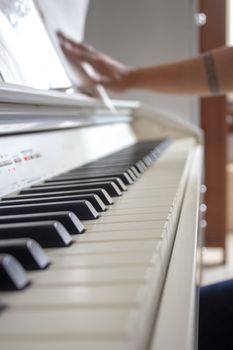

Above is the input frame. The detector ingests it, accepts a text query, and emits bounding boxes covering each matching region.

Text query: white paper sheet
[35,0,115,110]
[0,0,70,88]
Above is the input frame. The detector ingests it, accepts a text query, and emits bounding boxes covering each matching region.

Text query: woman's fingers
[60,41,96,66]
[59,35,100,66]
[57,32,95,54]
[58,32,121,72]
[57,32,132,92]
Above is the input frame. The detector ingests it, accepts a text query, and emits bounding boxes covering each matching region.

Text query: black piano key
[150,149,160,159]
[0,221,72,248]
[1,194,107,213]
[140,159,149,169]
[39,177,127,192]
[50,172,133,185]
[135,161,147,173]
[126,169,137,180]
[73,164,137,173]
[0,238,50,270]
[79,160,142,168]
[0,254,30,290]
[5,189,113,206]
[143,155,153,167]
[0,212,85,235]
[20,182,122,197]
[0,200,99,220]
[68,139,169,170]
[79,160,144,170]
[68,167,137,181]
[130,166,140,177]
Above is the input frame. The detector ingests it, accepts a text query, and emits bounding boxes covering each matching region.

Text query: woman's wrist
[123,67,148,91]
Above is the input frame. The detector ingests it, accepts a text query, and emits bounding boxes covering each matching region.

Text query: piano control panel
[0,123,136,198]
[0,149,41,168]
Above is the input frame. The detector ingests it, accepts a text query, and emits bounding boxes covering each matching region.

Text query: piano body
[0,1,203,350]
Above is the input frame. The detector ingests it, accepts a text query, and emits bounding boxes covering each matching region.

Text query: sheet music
[0,0,70,88]
[35,0,116,111]
[34,0,89,88]
[0,9,28,85]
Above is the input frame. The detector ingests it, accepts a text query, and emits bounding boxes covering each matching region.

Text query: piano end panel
[149,145,203,350]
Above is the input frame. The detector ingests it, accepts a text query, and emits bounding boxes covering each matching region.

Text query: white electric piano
[0,1,203,350]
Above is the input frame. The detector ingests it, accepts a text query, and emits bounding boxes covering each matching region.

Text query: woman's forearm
[58,33,233,96]
[127,46,233,95]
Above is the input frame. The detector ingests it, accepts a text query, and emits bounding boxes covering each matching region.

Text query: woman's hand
[57,32,134,92]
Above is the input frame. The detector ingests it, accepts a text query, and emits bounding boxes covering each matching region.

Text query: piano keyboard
[0,137,195,350]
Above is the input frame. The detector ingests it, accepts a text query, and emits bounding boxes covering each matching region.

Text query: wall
[85,0,199,124]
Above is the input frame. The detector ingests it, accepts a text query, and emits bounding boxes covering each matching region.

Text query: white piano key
[119,186,176,194]
[1,284,147,307]
[46,239,162,255]
[85,220,168,233]
[112,200,175,210]
[92,212,170,224]
[32,266,154,286]
[0,339,129,350]
[113,197,175,206]
[117,191,175,203]
[103,208,175,235]
[127,180,181,189]
[122,190,177,199]
[0,308,138,337]
[75,229,167,242]
[48,251,158,267]
[104,206,172,216]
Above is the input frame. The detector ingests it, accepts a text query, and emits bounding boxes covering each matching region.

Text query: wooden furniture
[199,0,227,259]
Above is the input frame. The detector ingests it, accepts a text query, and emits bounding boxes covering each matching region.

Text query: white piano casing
[0,85,203,350]
[0,1,203,349]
